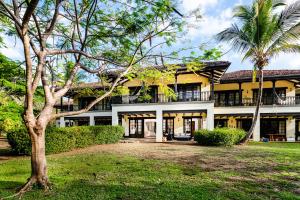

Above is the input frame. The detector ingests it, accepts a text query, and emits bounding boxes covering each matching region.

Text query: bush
[7,125,124,155]
[194,128,246,146]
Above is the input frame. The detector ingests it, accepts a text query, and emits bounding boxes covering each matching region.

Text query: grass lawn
[0,142,299,200]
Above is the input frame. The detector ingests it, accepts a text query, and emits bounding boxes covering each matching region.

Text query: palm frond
[268,43,300,58]
[278,1,300,29]
[266,1,300,54]
[233,5,254,22]
[216,24,252,53]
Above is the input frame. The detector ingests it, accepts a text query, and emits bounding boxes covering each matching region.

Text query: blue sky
[1,0,299,73]
[177,0,300,72]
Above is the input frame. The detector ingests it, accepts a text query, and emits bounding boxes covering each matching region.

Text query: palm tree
[216,0,300,143]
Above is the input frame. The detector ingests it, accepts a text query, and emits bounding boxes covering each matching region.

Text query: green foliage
[7,125,124,155]
[216,0,300,68]
[1,142,300,199]
[194,128,246,146]
[0,91,23,135]
[0,53,23,81]
[198,47,223,61]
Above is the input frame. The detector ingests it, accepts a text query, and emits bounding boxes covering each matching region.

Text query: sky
[177,0,300,72]
[0,0,299,73]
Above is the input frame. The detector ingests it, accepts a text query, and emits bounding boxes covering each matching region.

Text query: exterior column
[60,97,63,112]
[89,116,95,126]
[174,74,178,93]
[122,117,129,137]
[112,108,119,126]
[156,109,163,142]
[206,107,214,130]
[286,117,296,142]
[60,117,65,127]
[210,70,215,101]
[239,82,242,105]
[253,113,260,141]
[272,80,276,104]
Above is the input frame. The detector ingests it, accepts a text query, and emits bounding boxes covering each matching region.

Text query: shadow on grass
[0,148,12,156]
[0,179,223,200]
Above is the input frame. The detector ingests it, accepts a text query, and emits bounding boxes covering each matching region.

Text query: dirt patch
[55,142,278,173]
[0,137,9,149]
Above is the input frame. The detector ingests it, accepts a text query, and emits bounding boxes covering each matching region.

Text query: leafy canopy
[216,0,300,68]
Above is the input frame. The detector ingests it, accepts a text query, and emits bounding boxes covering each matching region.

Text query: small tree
[216,0,300,143]
[0,0,186,195]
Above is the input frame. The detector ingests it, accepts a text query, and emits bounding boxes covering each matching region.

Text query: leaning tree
[216,0,300,143]
[0,0,187,195]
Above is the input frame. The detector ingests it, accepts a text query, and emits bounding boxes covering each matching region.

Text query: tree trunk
[30,128,49,187]
[15,123,51,197]
[240,68,263,144]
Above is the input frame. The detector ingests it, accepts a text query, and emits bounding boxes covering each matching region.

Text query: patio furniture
[267,134,286,141]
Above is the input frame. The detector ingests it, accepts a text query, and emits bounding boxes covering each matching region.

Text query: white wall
[286,117,296,142]
[112,101,214,142]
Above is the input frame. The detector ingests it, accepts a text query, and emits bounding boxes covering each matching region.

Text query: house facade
[56,61,300,142]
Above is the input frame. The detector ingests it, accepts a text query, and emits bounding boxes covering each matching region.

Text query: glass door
[129,119,144,138]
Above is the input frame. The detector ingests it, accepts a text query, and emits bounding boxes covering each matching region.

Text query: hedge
[7,125,124,155]
[194,128,246,146]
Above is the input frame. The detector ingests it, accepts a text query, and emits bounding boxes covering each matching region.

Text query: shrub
[7,127,31,155]
[7,125,124,155]
[194,128,246,146]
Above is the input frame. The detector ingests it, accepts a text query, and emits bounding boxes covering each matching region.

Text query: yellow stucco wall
[122,73,211,94]
[214,80,296,98]
[122,112,206,136]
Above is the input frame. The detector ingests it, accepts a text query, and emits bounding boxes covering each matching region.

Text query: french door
[129,119,144,138]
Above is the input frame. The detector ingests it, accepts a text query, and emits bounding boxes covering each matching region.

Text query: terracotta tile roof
[221,70,300,81]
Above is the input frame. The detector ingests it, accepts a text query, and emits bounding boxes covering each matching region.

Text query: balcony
[113,91,212,104]
[214,96,300,107]
[60,104,112,112]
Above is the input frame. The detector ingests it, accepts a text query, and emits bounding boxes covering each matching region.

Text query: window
[163,118,174,134]
[215,91,240,106]
[95,117,112,125]
[128,86,158,103]
[183,117,202,137]
[279,121,286,134]
[129,119,143,137]
[261,119,286,138]
[176,84,201,101]
[78,97,96,110]
[253,88,286,105]
[215,119,228,128]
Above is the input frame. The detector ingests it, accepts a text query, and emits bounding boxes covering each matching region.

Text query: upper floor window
[176,84,201,101]
[253,88,286,105]
[214,90,240,106]
[128,86,158,103]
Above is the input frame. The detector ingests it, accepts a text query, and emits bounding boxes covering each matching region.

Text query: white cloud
[184,7,233,40]
[268,54,300,70]
[181,0,218,12]
[0,35,24,60]
[285,0,298,5]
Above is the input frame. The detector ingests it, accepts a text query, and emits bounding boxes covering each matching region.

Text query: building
[56,61,300,142]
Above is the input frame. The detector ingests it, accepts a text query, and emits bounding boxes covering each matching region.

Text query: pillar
[112,109,119,126]
[156,109,163,142]
[202,118,207,129]
[272,80,276,104]
[239,82,242,105]
[206,107,214,130]
[122,117,129,137]
[210,70,215,101]
[286,117,296,142]
[253,113,260,141]
[60,117,65,128]
[89,116,95,126]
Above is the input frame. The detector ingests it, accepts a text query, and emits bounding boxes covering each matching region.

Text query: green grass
[0,142,299,200]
